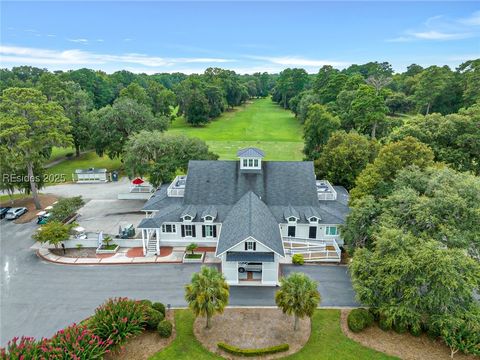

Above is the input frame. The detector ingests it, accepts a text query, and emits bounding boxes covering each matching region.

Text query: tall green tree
[33,221,73,248]
[0,88,72,209]
[303,104,341,160]
[274,68,309,109]
[147,81,176,117]
[123,130,218,187]
[351,136,434,200]
[350,227,480,335]
[457,59,480,108]
[350,84,388,138]
[315,131,378,190]
[275,272,320,331]
[119,82,150,107]
[185,266,229,329]
[90,97,168,159]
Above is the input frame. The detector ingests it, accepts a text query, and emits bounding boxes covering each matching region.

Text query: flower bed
[183,252,204,263]
[96,244,120,254]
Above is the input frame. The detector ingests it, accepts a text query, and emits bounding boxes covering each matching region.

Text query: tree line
[0,67,275,207]
[272,60,479,357]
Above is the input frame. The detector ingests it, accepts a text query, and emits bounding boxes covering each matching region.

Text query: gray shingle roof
[184,160,319,206]
[201,205,217,219]
[283,205,300,220]
[236,148,265,157]
[216,191,284,257]
[181,205,197,219]
[304,206,321,220]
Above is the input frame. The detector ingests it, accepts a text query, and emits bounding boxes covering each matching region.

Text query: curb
[36,249,184,266]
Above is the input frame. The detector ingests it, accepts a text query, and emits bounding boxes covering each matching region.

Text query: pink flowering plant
[40,323,111,359]
[0,336,41,359]
[90,297,147,346]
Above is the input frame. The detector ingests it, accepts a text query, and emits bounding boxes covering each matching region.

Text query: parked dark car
[5,207,28,220]
[0,207,12,219]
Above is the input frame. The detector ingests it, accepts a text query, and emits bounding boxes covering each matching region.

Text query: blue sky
[1,1,479,74]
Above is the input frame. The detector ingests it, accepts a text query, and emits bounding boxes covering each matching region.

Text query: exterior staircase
[283,237,341,262]
[146,237,158,256]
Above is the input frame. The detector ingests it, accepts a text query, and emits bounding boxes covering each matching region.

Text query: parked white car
[5,207,28,220]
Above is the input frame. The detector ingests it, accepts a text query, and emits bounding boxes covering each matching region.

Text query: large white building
[138,148,349,286]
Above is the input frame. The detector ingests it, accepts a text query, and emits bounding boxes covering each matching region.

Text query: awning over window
[226,251,274,262]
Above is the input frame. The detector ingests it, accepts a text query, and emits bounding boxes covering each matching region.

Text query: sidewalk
[36,246,222,265]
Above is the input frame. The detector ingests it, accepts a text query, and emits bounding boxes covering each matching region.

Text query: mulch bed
[340,309,478,360]
[51,248,113,259]
[104,311,176,360]
[1,194,58,224]
[194,308,310,360]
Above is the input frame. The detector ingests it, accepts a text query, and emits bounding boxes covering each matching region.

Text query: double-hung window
[161,224,176,233]
[325,226,338,236]
[181,224,196,237]
[245,241,256,251]
[202,225,216,238]
[309,226,317,239]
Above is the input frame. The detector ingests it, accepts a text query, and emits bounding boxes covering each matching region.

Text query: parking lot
[44,178,146,236]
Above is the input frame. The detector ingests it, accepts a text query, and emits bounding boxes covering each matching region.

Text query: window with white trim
[243,159,248,167]
[309,217,318,223]
[204,225,214,237]
[204,216,213,222]
[254,159,259,167]
[287,225,296,237]
[184,224,194,237]
[183,215,192,221]
[245,241,256,251]
[325,226,338,236]
[161,224,176,233]
[288,216,297,223]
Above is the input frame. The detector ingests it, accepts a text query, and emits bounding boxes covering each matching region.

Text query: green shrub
[347,308,374,333]
[49,196,84,223]
[146,308,164,330]
[140,299,153,308]
[90,297,146,346]
[217,342,289,356]
[378,314,392,331]
[409,325,422,337]
[157,320,173,338]
[393,321,408,334]
[292,253,304,265]
[152,302,166,316]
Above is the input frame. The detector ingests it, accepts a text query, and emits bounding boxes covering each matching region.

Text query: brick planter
[183,252,204,263]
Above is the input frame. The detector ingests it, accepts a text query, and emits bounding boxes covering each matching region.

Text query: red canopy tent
[132,178,144,185]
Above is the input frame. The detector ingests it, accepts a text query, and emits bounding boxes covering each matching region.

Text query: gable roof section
[201,205,217,219]
[236,147,265,157]
[283,205,300,220]
[141,185,182,211]
[181,205,197,219]
[216,191,284,257]
[183,160,319,206]
[304,206,321,220]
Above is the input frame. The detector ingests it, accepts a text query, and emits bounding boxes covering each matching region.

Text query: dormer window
[183,215,192,222]
[288,216,297,223]
[308,217,319,223]
[237,147,264,170]
[204,216,213,222]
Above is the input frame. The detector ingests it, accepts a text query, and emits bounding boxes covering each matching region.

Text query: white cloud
[0,45,235,70]
[409,30,472,40]
[247,55,349,68]
[460,11,480,26]
[388,10,480,43]
[68,38,89,44]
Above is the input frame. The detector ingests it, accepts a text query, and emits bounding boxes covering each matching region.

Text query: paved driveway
[0,219,357,345]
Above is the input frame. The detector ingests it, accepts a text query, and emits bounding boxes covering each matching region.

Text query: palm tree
[275,272,320,331]
[185,266,229,329]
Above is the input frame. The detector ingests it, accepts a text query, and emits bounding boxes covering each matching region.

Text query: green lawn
[168,98,304,160]
[45,151,122,183]
[149,310,223,360]
[150,309,396,360]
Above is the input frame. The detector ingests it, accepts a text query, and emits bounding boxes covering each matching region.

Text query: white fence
[283,237,341,262]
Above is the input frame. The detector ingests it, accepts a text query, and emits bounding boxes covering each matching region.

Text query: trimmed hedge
[152,302,166,316]
[146,308,165,330]
[157,320,173,338]
[292,254,304,265]
[347,308,374,333]
[217,342,289,357]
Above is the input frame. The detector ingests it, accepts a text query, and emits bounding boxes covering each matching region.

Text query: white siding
[156,222,221,247]
[221,254,238,285]
[227,236,271,252]
[262,257,279,285]
[279,223,344,246]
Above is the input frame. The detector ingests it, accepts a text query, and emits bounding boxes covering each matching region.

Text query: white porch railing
[283,237,341,262]
[167,175,186,197]
[130,184,153,193]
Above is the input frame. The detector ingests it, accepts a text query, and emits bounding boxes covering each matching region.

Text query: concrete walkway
[36,246,221,265]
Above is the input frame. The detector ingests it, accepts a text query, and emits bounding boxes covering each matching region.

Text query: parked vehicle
[5,207,28,220]
[36,211,51,224]
[0,207,12,219]
[238,262,262,273]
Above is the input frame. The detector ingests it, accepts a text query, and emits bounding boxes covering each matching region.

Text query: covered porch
[221,251,279,286]
[140,227,160,256]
